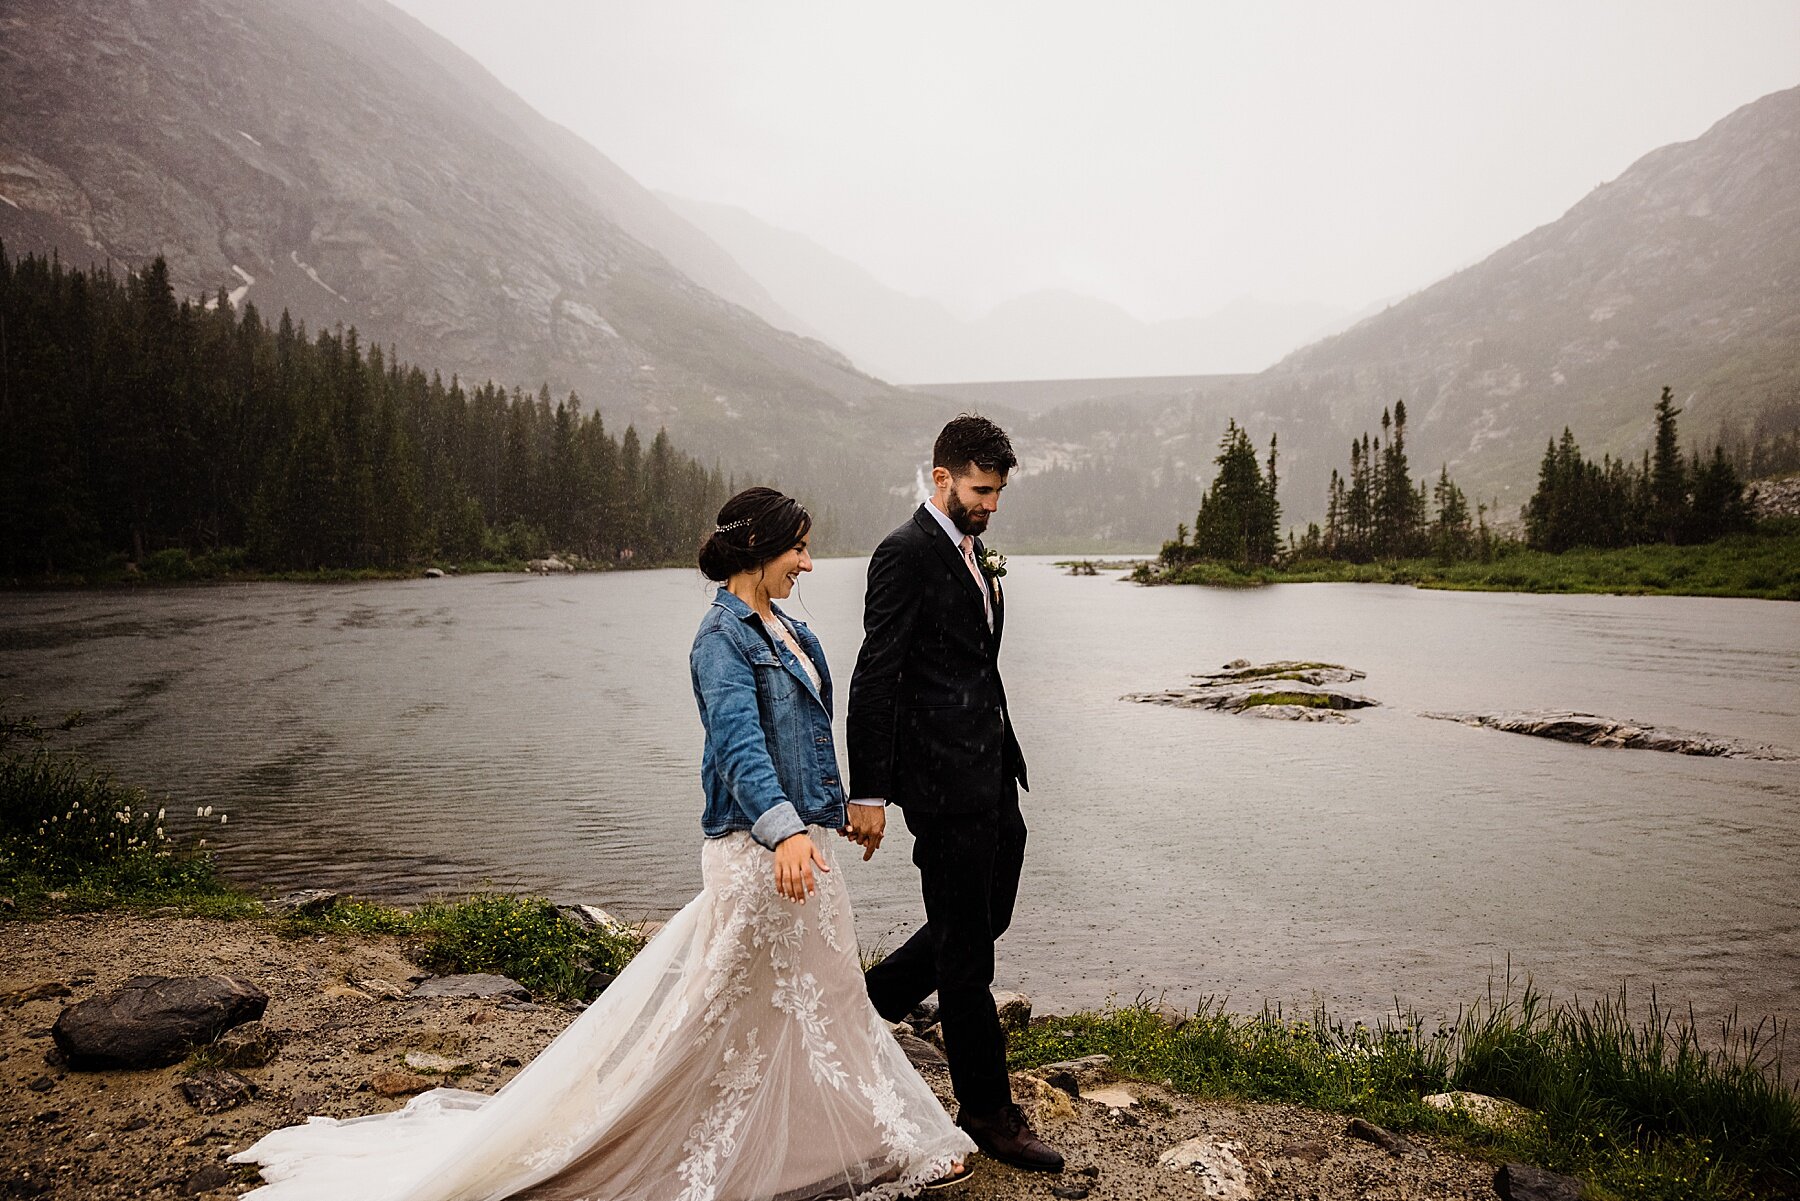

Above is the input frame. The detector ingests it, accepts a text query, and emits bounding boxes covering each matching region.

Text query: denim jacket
[690,588,847,848]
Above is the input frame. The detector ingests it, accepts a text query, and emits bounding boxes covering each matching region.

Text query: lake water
[3,560,1797,1033]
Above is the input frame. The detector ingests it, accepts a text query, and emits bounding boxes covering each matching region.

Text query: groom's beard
[946,489,990,536]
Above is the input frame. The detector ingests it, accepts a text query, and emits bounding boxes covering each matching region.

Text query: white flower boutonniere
[978,548,1007,578]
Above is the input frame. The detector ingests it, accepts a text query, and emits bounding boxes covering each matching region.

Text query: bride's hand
[773,832,830,903]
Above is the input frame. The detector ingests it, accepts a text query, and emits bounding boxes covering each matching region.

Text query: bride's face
[759,533,813,600]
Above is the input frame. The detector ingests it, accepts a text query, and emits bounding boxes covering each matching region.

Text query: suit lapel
[914,505,989,622]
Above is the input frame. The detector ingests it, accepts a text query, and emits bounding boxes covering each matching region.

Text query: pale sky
[389,0,1800,322]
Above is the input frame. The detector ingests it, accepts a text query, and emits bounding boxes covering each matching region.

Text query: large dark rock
[1424,710,1794,760]
[1125,660,1377,723]
[52,976,267,1069]
[1494,1162,1583,1201]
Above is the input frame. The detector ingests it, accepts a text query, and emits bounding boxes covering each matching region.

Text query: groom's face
[935,464,1009,536]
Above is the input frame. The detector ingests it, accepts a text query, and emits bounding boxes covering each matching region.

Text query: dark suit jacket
[847,504,1028,813]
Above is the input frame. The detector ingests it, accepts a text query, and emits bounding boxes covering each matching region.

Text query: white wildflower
[202,805,213,817]
[156,808,165,821]
[219,814,228,825]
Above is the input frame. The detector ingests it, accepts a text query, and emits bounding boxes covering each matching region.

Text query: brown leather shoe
[957,1103,1064,1173]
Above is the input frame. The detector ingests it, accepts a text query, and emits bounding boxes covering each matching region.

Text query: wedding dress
[233,830,973,1200]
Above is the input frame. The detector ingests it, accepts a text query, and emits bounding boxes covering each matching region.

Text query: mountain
[1255,82,1800,514]
[664,195,1351,383]
[967,82,1800,534]
[0,0,950,546]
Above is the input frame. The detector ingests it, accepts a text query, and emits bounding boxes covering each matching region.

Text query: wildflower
[220,814,228,824]
[155,827,164,838]
[203,805,213,817]
[156,808,164,821]
[196,807,204,817]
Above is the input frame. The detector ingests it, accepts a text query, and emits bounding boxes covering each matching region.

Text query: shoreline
[0,911,1504,1201]
[2,902,1793,1200]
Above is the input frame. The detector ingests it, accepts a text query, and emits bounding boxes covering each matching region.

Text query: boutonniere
[978,548,1007,578]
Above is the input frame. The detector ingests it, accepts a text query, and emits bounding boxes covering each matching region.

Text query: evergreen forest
[1156,393,1755,576]
[0,247,732,579]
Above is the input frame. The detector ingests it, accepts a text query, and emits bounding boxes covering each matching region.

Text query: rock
[1157,1136,1253,1199]
[1049,1186,1090,1199]
[1272,1138,1331,1163]
[322,985,374,1003]
[1423,1090,1534,1132]
[1009,1071,1077,1125]
[526,556,573,574]
[558,903,632,933]
[264,889,340,917]
[77,1132,108,1151]
[212,1020,281,1069]
[1423,710,1795,760]
[991,989,1032,1032]
[52,976,267,1069]
[409,973,530,1000]
[1124,660,1377,721]
[26,1076,54,1092]
[29,1110,60,1125]
[1082,1084,1137,1109]
[369,1070,436,1098]
[915,1022,944,1049]
[0,1166,52,1198]
[356,978,407,1000]
[180,1164,235,1196]
[1346,1117,1420,1157]
[1036,1054,1114,1097]
[1494,1162,1584,1201]
[906,1000,939,1027]
[896,1034,946,1069]
[403,1050,472,1074]
[1,982,72,1008]
[177,1068,256,1114]
[423,567,445,578]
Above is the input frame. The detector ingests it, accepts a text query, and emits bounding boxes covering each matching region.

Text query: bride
[233,488,975,1200]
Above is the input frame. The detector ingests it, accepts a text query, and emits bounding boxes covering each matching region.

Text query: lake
[3,559,1797,1032]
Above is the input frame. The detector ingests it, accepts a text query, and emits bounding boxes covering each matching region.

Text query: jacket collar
[709,588,828,709]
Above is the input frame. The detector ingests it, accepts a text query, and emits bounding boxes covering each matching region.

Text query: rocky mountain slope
[1255,81,1800,514]
[0,0,950,545]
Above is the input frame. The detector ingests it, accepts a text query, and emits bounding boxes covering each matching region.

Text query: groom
[845,414,1062,1174]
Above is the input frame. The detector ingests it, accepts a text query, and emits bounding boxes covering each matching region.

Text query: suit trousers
[864,792,1027,1117]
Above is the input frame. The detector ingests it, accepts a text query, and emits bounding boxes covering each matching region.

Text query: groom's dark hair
[933,414,1016,477]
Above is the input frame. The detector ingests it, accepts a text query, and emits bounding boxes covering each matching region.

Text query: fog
[389,0,1799,371]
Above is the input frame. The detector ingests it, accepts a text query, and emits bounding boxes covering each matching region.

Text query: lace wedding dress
[233,831,973,1200]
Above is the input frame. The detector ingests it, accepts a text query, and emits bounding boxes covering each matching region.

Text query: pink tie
[959,535,993,630]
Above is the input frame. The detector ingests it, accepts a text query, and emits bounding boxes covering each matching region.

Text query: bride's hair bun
[698,487,813,582]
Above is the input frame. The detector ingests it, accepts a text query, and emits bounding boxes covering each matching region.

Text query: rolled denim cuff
[750,801,806,850]
[847,797,885,807]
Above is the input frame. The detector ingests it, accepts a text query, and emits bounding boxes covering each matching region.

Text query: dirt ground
[0,914,1503,1200]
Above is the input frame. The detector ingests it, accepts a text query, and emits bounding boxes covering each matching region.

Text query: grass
[1232,691,1333,711]
[1010,978,1797,1201]
[0,708,259,918]
[1,707,644,1001]
[282,894,646,1003]
[1138,521,1800,600]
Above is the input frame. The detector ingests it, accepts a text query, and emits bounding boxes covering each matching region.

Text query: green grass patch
[1232,691,1333,711]
[1011,980,1797,1201]
[285,894,646,1003]
[0,709,257,917]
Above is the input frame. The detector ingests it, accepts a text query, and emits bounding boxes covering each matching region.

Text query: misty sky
[389,0,1799,323]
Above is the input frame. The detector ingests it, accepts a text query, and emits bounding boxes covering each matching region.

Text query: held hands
[773,832,830,903]
[838,803,886,861]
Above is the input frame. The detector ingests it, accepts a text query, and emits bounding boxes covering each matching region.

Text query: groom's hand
[844,802,886,861]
